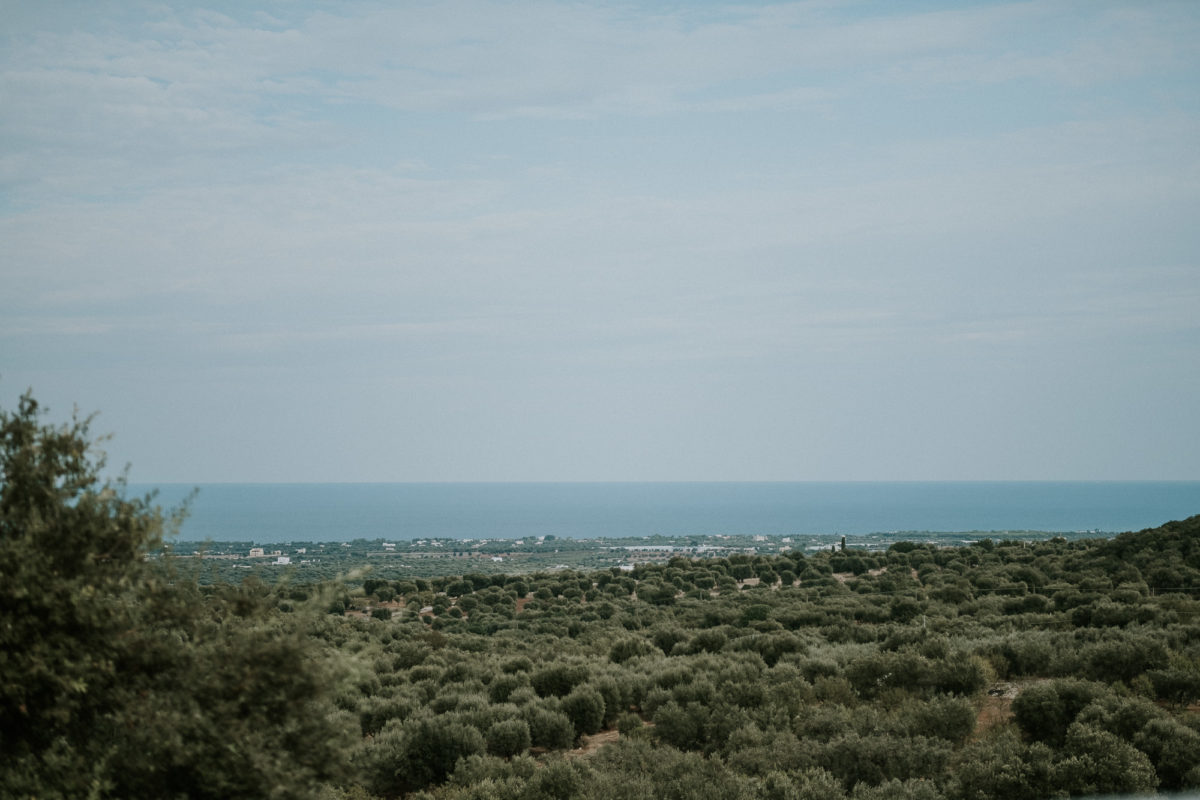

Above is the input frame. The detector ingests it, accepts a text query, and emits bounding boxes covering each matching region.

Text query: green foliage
[1,396,167,767]
[562,686,607,736]
[1148,656,1200,707]
[0,393,351,799]
[901,696,977,744]
[610,637,654,663]
[950,731,1057,800]
[850,778,944,800]
[1011,679,1106,745]
[360,716,485,796]
[526,707,576,750]
[1134,717,1200,790]
[1074,693,1162,740]
[486,719,532,758]
[489,673,529,704]
[532,664,590,698]
[652,700,711,751]
[618,712,644,736]
[820,733,952,791]
[1054,722,1157,796]
[12,391,1200,799]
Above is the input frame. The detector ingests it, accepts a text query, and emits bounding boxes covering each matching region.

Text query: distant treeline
[157,527,1106,585]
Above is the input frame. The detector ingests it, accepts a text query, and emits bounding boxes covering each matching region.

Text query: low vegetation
[3,392,1199,799]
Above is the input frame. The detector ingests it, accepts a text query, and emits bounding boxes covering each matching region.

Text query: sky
[2,0,1199,483]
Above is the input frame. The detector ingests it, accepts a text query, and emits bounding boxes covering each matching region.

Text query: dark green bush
[1053,722,1156,796]
[610,637,654,664]
[485,719,531,758]
[1134,717,1200,790]
[531,664,589,698]
[526,707,575,750]
[562,686,606,737]
[1011,679,1106,745]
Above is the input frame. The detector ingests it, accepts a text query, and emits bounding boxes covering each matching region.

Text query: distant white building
[492,556,504,562]
[275,556,291,565]
[249,547,265,557]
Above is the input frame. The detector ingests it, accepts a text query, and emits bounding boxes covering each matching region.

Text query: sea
[127,482,1200,545]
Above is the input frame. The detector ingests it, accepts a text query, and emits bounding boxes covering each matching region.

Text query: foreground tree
[0,392,350,799]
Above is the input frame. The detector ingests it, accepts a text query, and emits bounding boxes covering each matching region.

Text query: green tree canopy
[0,392,351,799]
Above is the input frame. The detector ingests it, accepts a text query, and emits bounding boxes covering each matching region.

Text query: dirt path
[974,680,1038,738]
[975,694,1014,736]
[565,729,619,758]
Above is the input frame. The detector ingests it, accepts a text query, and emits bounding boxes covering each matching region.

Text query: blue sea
[127,482,1200,545]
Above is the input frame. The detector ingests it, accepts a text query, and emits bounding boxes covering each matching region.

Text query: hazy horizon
[130,481,1200,543]
[133,479,1200,486]
[4,1,1199,483]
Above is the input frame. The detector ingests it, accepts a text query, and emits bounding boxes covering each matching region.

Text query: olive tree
[0,392,352,799]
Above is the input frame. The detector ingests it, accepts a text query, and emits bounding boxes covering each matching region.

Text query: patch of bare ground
[565,729,619,758]
[974,680,1047,738]
[974,683,1017,737]
[976,696,1013,737]
[559,721,655,761]
[515,595,532,613]
[832,568,886,584]
[830,567,924,586]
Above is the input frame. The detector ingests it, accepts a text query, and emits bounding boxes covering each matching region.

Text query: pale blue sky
[2,0,1198,481]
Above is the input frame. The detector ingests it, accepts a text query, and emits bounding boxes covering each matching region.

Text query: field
[131,517,1200,799]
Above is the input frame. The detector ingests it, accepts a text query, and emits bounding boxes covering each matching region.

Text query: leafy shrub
[653,701,710,751]
[901,696,976,744]
[609,637,654,664]
[501,656,534,674]
[485,719,531,758]
[524,760,587,800]
[617,712,644,736]
[850,778,945,800]
[950,730,1056,800]
[931,654,989,696]
[1074,693,1161,740]
[531,664,589,698]
[364,717,485,795]
[1134,717,1200,790]
[1079,635,1168,684]
[526,707,575,750]
[688,629,728,654]
[1053,722,1156,796]
[1011,679,1106,745]
[1148,663,1200,707]
[488,673,527,704]
[562,686,606,736]
[819,733,952,791]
